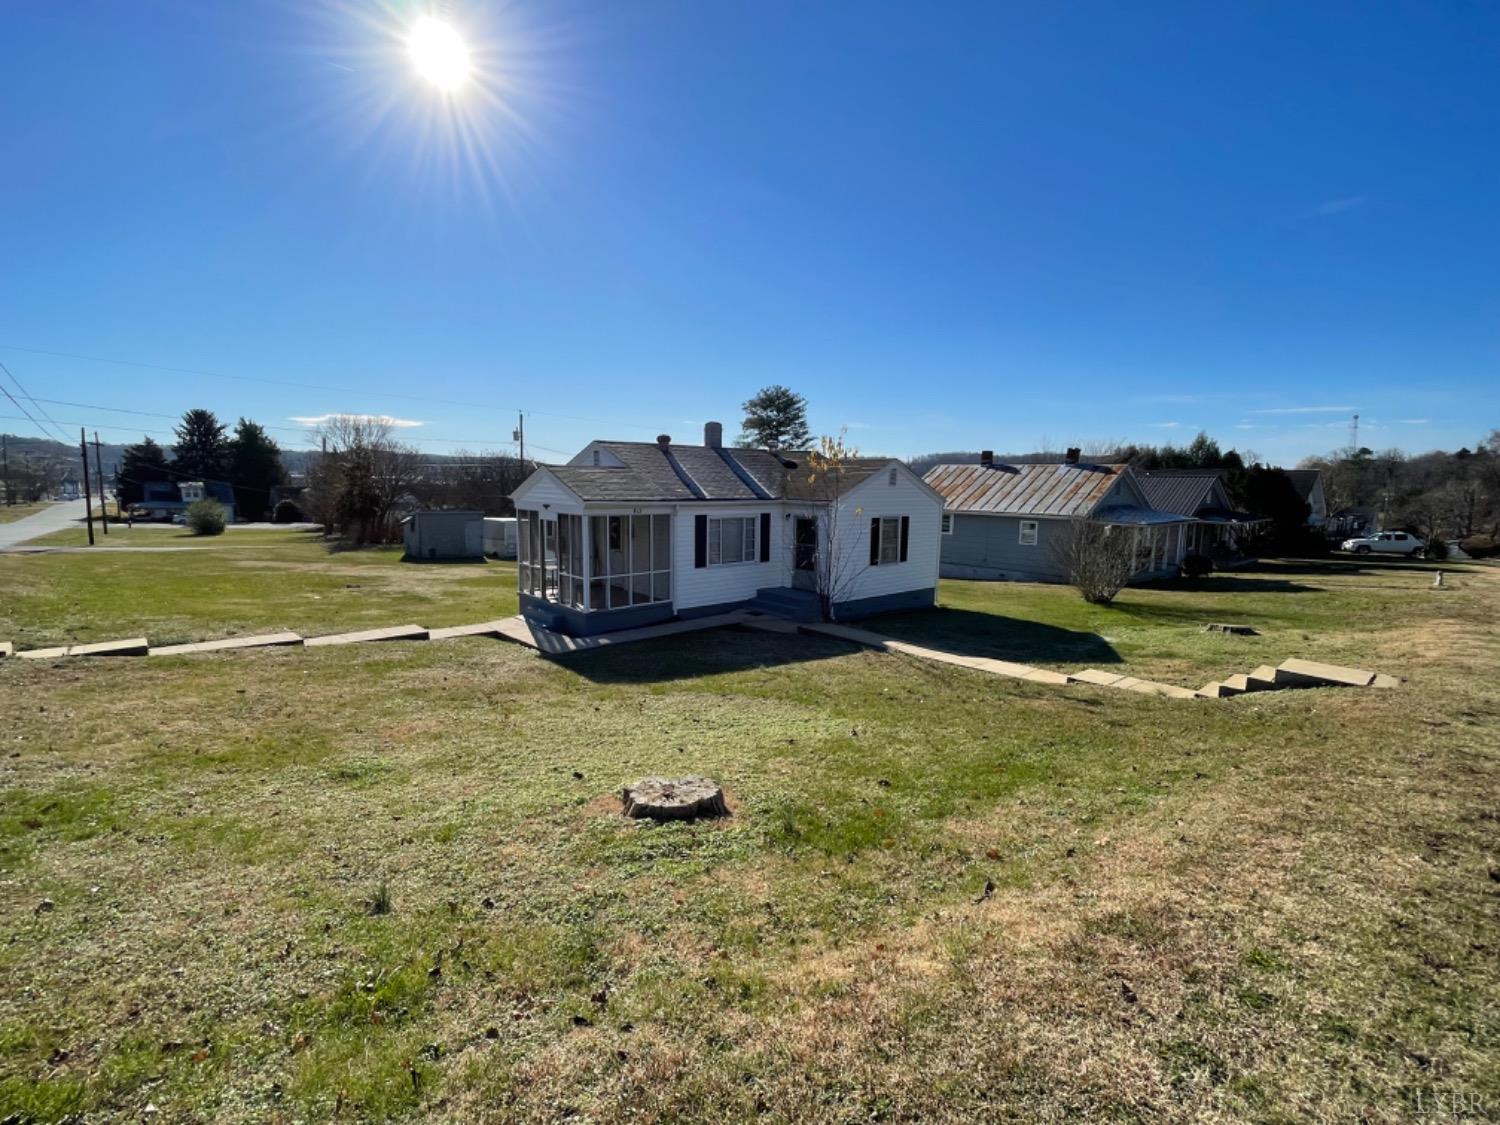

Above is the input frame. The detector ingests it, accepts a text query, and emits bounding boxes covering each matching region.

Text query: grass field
[1,539,1497,1121]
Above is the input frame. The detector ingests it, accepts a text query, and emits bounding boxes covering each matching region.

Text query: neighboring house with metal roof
[923,449,1189,583]
[1137,469,1266,558]
[1282,469,1328,526]
[509,422,943,636]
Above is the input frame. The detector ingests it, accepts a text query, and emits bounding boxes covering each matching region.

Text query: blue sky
[2,0,1496,464]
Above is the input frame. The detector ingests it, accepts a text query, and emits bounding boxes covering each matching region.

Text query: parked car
[1341,530,1425,556]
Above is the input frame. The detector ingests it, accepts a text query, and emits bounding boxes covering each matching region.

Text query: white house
[509,422,943,636]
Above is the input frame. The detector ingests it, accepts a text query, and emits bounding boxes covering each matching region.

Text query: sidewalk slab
[305,625,429,648]
[1072,668,1126,687]
[1125,679,1201,700]
[1197,682,1236,698]
[68,637,149,657]
[1276,658,1376,688]
[428,620,513,641]
[1246,665,1281,690]
[498,612,749,656]
[151,632,303,656]
[17,646,68,660]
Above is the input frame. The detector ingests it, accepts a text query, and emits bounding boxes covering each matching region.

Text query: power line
[0,341,665,434]
[0,360,71,444]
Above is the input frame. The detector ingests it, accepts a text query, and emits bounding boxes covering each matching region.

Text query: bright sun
[408,16,471,91]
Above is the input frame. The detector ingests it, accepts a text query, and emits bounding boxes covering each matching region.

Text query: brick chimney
[980,450,994,468]
[704,421,723,448]
[1065,447,1081,464]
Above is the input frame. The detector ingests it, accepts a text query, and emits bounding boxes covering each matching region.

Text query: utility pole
[513,411,525,465]
[79,428,95,546]
[2,434,10,506]
[93,431,109,535]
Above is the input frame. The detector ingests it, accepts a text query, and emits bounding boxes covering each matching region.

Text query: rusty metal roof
[922,461,1128,517]
[1137,470,1230,518]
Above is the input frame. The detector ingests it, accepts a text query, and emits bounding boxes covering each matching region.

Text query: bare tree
[786,430,867,621]
[409,449,531,513]
[1052,518,1137,604]
[312,416,421,544]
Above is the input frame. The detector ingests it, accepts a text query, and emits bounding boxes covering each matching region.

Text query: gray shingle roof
[533,442,898,504]
[922,462,1128,517]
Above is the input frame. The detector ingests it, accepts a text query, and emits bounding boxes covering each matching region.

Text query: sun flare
[408,15,471,91]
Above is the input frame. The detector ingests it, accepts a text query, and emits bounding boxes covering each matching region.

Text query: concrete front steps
[1197,658,1400,698]
[746,587,823,623]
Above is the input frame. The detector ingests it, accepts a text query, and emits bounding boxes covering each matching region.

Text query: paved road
[0,500,90,549]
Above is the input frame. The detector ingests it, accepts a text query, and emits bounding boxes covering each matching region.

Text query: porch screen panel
[589,516,608,611]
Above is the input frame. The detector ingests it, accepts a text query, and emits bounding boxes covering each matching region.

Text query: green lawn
[0,530,514,648]
[1,545,1497,1121]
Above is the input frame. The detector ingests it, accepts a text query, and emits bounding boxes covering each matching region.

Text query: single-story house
[923,450,1189,583]
[482,516,519,559]
[1137,469,1266,559]
[137,480,237,522]
[402,510,483,560]
[509,422,943,635]
[1283,469,1328,526]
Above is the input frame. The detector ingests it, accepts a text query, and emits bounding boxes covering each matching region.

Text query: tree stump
[621,776,728,821]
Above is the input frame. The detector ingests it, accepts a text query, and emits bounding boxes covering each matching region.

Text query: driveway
[0,499,90,549]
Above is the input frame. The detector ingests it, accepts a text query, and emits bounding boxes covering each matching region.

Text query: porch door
[793,517,818,591]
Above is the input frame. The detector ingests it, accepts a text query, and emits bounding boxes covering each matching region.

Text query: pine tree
[227,418,286,521]
[114,437,172,507]
[737,385,811,451]
[171,409,229,481]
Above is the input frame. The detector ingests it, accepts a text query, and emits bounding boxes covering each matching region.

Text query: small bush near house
[272,498,305,524]
[1052,518,1135,605]
[1459,535,1497,559]
[1423,536,1449,560]
[185,498,227,536]
[1180,553,1213,578]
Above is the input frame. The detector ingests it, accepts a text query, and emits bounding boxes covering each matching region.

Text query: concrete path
[0,500,87,549]
[496,612,751,654]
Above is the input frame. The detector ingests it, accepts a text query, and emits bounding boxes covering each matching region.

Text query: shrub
[1052,518,1135,605]
[1423,536,1449,561]
[184,499,227,536]
[272,498,304,524]
[1180,553,1214,579]
[1459,535,1497,559]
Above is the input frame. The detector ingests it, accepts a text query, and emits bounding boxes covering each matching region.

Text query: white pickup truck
[1341,530,1425,556]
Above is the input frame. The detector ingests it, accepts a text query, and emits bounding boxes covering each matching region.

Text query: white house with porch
[509,423,943,636]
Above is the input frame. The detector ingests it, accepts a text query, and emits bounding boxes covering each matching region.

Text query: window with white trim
[708,516,757,565]
[1019,519,1039,547]
[941,512,954,535]
[878,517,901,564]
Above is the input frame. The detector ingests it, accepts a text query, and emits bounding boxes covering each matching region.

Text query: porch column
[581,514,592,612]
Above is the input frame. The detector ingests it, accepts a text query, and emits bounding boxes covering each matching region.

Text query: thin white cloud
[289,413,425,428]
[1399,418,1430,425]
[1306,196,1368,217]
[1249,405,1356,415]
[1146,421,1183,429]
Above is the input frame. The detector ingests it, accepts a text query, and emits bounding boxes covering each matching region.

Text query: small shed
[482,516,518,558]
[402,510,484,561]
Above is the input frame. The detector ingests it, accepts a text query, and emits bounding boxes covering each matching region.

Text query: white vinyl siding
[826,465,943,604]
[674,505,781,611]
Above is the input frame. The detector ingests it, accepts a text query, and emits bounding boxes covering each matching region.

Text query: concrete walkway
[0,500,88,550]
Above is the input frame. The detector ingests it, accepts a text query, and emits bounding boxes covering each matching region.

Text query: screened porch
[515,510,673,614]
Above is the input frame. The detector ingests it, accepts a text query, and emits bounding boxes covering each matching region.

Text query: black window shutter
[869,517,880,566]
[899,516,910,562]
[759,512,771,562]
[694,515,708,568]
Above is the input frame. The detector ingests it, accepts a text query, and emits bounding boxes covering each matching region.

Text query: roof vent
[980,450,994,467]
[1065,447,1081,464]
[656,434,672,448]
[704,421,723,448]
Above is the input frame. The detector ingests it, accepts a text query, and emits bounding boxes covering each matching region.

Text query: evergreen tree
[171,408,229,480]
[737,385,811,451]
[227,418,286,521]
[114,437,172,507]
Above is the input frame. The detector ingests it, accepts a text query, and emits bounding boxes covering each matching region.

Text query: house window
[591,449,601,466]
[871,516,905,565]
[708,516,757,565]
[888,466,898,486]
[1019,520,1039,546]
[941,512,954,535]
